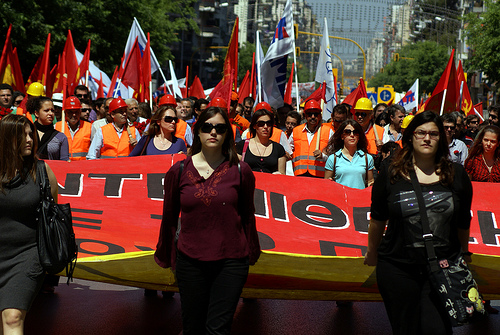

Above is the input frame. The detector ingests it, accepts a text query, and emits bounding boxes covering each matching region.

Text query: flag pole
[292,43,300,112]
[439,89,447,115]
[149,81,153,110]
[256,31,262,103]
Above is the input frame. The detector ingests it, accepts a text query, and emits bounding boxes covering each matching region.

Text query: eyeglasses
[163,116,178,123]
[490,114,498,120]
[305,112,321,117]
[256,120,273,127]
[414,130,440,140]
[355,112,367,118]
[285,122,297,127]
[200,122,228,134]
[444,125,456,131]
[343,129,360,136]
[81,108,91,113]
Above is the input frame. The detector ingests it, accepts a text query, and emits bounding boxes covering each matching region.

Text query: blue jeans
[175,252,249,335]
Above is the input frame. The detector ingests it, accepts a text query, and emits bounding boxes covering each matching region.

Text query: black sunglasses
[256,120,273,127]
[444,125,456,130]
[305,112,321,117]
[355,112,367,118]
[343,129,360,136]
[76,94,88,98]
[81,108,91,113]
[200,123,228,134]
[163,116,178,123]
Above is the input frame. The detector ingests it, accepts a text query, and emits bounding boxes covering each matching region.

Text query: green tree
[368,41,449,94]
[464,0,500,83]
[0,0,197,77]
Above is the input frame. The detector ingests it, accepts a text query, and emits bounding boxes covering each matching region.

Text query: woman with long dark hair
[31,97,69,161]
[324,119,374,189]
[236,109,286,174]
[364,111,473,334]
[0,114,58,334]
[129,105,186,156]
[464,125,500,182]
[154,107,261,334]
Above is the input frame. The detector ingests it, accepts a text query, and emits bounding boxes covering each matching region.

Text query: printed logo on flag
[272,18,290,43]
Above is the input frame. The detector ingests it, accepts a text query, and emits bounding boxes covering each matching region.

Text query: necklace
[204,157,226,176]
[254,138,270,162]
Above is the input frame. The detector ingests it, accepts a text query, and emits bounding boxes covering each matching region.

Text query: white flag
[315,18,336,120]
[398,79,419,111]
[122,18,161,75]
[169,60,183,99]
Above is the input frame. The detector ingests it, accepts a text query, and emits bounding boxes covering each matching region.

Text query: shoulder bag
[36,160,78,282]
[410,170,486,326]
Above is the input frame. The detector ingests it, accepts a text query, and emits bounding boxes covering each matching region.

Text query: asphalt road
[25,278,500,335]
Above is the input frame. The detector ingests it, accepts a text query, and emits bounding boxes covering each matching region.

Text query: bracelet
[462,251,473,256]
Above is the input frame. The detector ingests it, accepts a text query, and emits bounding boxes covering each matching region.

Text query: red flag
[284,64,294,105]
[121,38,143,101]
[209,79,224,101]
[96,73,105,99]
[142,33,152,101]
[249,52,256,98]
[0,25,25,93]
[107,66,119,98]
[76,39,91,87]
[63,31,78,97]
[473,102,484,121]
[342,78,368,109]
[223,17,238,90]
[46,64,57,97]
[26,53,43,90]
[238,71,251,104]
[188,75,205,99]
[422,50,459,114]
[305,82,325,102]
[40,34,51,87]
[457,60,474,116]
[211,70,234,111]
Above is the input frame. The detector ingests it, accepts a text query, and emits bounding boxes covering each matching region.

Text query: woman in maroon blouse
[154,107,261,335]
[464,125,500,183]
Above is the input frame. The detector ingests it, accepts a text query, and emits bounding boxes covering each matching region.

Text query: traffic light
[393,53,400,62]
[293,24,299,39]
[295,47,300,57]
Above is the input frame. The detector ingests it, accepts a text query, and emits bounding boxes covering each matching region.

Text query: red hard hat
[304,99,322,113]
[109,97,128,113]
[63,96,82,110]
[255,101,272,112]
[159,94,177,107]
[209,97,228,109]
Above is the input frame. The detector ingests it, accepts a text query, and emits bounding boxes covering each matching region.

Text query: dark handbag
[36,160,78,281]
[410,170,486,326]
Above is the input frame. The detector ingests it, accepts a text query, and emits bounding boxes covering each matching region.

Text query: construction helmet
[353,98,373,111]
[304,99,322,113]
[63,96,82,110]
[109,97,128,113]
[209,97,228,109]
[27,82,44,97]
[255,101,272,112]
[401,114,415,129]
[159,94,177,107]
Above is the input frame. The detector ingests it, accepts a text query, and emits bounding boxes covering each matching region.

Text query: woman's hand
[364,250,378,266]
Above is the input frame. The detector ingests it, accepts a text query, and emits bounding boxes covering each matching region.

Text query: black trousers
[175,252,249,335]
[376,258,452,335]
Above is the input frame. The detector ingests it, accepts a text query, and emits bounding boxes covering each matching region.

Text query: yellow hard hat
[26,82,44,97]
[401,114,414,129]
[353,97,372,111]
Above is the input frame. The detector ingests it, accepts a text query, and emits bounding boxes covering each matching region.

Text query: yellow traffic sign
[378,85,395,104]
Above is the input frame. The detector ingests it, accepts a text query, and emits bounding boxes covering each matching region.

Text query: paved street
[25,278,500,335]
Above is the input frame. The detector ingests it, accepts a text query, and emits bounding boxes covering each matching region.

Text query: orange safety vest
[15,106,35,123]
[365,124,385,155]
[175,119,189,145]
[100,123,137,158]
[55,120,92,161]
[292,125,331,177]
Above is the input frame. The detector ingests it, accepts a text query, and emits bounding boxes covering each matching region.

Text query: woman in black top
[364,111,473,335]
[236,109,286,174]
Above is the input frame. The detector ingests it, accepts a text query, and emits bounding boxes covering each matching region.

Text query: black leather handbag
[410,170,486,326]
[36,160,77,281]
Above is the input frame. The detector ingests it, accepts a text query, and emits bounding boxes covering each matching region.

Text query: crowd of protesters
[1,79,500,334]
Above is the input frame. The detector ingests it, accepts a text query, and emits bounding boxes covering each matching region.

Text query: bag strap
[241,139,250,161]
[36,160,52,201]
[409,170,440,272]
[365,153,368,186]
[332,153,337,180]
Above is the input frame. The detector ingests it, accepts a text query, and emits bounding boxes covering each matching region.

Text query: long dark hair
[325,119,367,155]
[467,125,500,160]
[0,114,38,191]
[147,105,176,136]
[390,111,453,185]
[190,107,239,166]
[249,109,274,138]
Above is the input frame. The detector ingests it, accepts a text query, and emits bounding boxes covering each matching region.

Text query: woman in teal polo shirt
[324,119,374,189]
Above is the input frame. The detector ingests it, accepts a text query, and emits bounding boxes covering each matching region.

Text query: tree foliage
[464,0,500,83]
[0,0,197,77]
[368,41,449,94]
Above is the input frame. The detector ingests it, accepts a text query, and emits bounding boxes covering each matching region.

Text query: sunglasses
[76,94,88,98]
[355,112,367,118]
[444,125,456,131]
[81,108,91,113]
[200,123,228,134]
[163,116,178,123]
[256,120,273,127]
[343,129,360,136]
[305,112,321,117]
